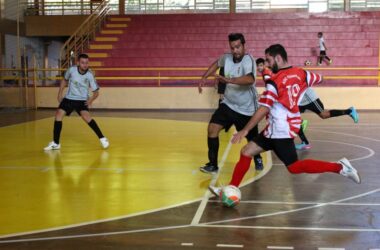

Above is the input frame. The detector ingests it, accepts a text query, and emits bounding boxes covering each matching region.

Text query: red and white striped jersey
[258,67,322,138]
[262,67,274,81]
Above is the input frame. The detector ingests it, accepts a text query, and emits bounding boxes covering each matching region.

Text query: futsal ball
[221,185,241,208]
[304,60,312,66]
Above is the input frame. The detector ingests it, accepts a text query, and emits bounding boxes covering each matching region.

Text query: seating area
[86,12,380,86]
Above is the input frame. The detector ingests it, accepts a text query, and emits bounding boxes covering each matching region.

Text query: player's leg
[314,98,359,123]
[235,113,264,171]
[200,104,231,173]
[273,139,361,184]
[44,99,71,150]
[78,104,109,149]
[296,105,311,150]
[318,51,324,65]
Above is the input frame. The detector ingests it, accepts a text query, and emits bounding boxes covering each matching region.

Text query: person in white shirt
[318,32,333,66]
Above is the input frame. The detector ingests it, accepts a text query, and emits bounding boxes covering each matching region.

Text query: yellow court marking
[106,24,128,28]
[101,30,123,35]
[95,37,119,42]
[0,117,269,236]
[109,17,131,22]
[89,44,113,50]
[86,53,108,58]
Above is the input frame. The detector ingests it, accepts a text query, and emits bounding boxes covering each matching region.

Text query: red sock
[288,159,342,174]
[229,154,252,187]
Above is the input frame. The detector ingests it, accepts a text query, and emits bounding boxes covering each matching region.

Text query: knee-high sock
[329,109,351,118]
[288,159,342,174]
[53,120,62,144]
[208,137,219,166]
[229,154,252,187]
[88,119,104,139]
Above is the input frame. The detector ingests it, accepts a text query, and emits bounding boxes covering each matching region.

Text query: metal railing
[59,0,110,69]
[1,66,380,87]
[26,0,104,15]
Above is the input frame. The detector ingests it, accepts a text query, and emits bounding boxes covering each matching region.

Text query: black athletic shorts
[210,103,258,141]
[252,132,298,166]
[320,50,327,56]
[299,98,324,114]
[58,98,89,116]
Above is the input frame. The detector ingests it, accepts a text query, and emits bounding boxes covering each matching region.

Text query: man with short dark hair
[44,53,109,150]
[198,33,263,173]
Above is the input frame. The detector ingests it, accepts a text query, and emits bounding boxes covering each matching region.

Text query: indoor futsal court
[1,0,380,249]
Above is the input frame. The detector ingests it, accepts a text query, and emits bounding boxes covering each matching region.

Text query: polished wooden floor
[0,108,379,249]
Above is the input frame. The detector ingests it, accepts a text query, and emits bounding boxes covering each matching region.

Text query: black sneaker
[200,163,219,174]
[254,157,264,171]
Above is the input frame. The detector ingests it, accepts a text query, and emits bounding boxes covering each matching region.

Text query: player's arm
[322,42,327,50]
[198,60,219,94]
[215,73,254,86]
[231,106,269,144]
[57,79,67,103]
[305,70,323,87]
[86,90,99,106]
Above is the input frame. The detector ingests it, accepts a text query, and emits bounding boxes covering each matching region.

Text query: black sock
[298,127,309,145]
[88,119,104,139]
[330,109,350,117]
[254,154,262,162]
[325,56,331,61]
[208,137,219,167]
[53,120,62,144]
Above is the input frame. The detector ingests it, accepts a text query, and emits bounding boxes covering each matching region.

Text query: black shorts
[58,98,89,116]
[320,51,327,56]
[299,98,324,114]
[210,103,258,141]
[252,133,298,166]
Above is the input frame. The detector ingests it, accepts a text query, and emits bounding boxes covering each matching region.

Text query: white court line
[0,198,198,240]
[310,128,380,143]
[198,224,380,233]
[190,136,233,225]
[200,188,380,225]
[181,242,194,246]
[267,246,294,249]
[0,224,191,244]
[318,248,345,250]
[216,244,244,248]
[208,200,380,206]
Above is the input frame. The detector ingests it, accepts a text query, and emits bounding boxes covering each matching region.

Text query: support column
[119,0,125,15]
[344,0,350,11]
[229,0,236,13]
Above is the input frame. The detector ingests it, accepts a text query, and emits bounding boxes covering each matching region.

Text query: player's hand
[85,99,93,107]
[57,95,63,103]
[198,78,207,94]
[232,129,248,144]
[215,74,229,84]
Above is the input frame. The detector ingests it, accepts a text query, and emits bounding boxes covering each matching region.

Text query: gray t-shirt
[300,88,319,106]
[218,53,258,116]
[64,66,99,101]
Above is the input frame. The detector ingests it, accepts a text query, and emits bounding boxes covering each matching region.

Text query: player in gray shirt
[198,33,263,173]
[44,54,109,150]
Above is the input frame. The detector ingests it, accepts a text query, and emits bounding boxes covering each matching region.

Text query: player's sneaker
[301,119,309,133]
[295,142,312,150]
[317,62,322,66]
[339,158,361,184]
[100,137,110,149]
[200,163,219,174]
[208,185,222,198]
[349,107,359,123]
[328,59,333,65]
[44,141,61,151]
[254,157,264,171]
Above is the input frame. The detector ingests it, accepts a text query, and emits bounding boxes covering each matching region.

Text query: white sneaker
[100,137,109,149]
[208,186,222,198]
[44,141,60,151]
[339,158,361,184]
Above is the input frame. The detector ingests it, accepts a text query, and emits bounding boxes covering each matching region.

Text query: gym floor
[0,109,379,249]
